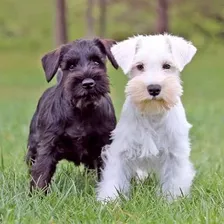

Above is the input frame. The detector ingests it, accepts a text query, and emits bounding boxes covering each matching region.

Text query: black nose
[147,84,161,97]
[82,78,95,89]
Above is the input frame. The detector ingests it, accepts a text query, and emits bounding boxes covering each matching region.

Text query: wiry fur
[97,34,197,202]
[26,38,118,192]
[125,74,183,114]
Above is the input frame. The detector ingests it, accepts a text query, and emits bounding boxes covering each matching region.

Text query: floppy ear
[111,36,141,74]
[41,47,62,82]
[166,35,197,72]
[96,39,119,69]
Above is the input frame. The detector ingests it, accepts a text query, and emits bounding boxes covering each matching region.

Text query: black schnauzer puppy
[26,38,118,192]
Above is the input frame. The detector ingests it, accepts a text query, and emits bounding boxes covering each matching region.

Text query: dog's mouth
[125,75,183,114]
[64,74,110,109]
[80,85,108,98]
[72,95,103,110]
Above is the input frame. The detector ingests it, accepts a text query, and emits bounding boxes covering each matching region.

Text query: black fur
[26,38,118,192]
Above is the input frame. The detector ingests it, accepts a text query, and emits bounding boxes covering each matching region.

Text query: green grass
[0,43,224,223]
[0,0,224,223]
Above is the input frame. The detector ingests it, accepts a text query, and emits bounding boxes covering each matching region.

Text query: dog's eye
[90,56,101,66]
[69,64,76,71]
[136,63,144,71]
[162,63,171,69]
[94,61,100,66]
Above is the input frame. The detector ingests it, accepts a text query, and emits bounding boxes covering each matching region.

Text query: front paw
[135,169,149,183]
[96,188,119,203]
[101,144,110,161]
[97,184,129,204]
[156,187,186,202]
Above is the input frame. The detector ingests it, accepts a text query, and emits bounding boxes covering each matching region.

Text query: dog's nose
[147,84,161,97]
[82,78,96,89]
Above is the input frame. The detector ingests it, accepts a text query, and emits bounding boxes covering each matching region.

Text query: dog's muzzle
[82,78,96,89]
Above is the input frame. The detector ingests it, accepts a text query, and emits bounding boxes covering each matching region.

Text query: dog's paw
[135,169,149,183]
[96,185,128,204]
[101,144,110,161]
[97,194,117,204]
[156,187,186,202]
[97,192,128,205]
[96,188,119,202]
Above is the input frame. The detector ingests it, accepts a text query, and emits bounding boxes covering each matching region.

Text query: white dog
[97,34,197,202]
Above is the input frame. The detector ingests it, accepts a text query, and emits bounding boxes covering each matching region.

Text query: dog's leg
[30,152,58,193]
[26,146,37,167]
[135,168,149,183]
[97,151,132,202]
[93,158,102,181]
[158,143,195,201]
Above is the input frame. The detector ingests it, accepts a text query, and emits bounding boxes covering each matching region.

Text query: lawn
[0,0,224,223]
[0,42,224,223]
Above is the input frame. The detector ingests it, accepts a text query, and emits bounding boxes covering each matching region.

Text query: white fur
[97,34,197,202]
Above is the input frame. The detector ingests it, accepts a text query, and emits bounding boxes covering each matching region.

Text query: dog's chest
[58,122,105,163]
[136,115,169,157]
[65,114,104,137]
[56,105,114,162]
[62,115,109,151]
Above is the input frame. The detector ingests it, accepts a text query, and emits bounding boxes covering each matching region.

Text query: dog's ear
[96,39,119,69]
[166,35,197,72]
[41,46,63,82]
[111,36,141,74]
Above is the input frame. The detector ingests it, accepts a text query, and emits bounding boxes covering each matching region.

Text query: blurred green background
[0,0,223,107]
[0,0,224,223]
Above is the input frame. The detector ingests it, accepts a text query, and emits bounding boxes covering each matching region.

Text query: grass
[0,0,224,223]
[0,43,224,223]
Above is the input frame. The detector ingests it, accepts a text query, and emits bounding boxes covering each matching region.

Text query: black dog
[26,38,118,192]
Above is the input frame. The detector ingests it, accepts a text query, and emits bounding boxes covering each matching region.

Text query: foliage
[0,0,223,53]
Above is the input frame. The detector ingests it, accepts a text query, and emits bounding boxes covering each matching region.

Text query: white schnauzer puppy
[97,34,197,202]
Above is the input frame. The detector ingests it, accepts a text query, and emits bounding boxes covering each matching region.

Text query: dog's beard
[125,75,183,114]
[64,78,110,110]
[74,95,102,109]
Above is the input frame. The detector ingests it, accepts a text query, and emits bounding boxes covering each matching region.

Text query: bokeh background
[0,0,223,223]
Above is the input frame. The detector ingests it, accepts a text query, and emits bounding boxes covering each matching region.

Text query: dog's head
[41,38,118,108]
[111,34,197,114]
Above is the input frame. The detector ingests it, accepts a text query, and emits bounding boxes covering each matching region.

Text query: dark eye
[136,63,144,71]
[69,64,76,71]
[162,63,171,69]
[94,61,100,66]
[90,56,101,66]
